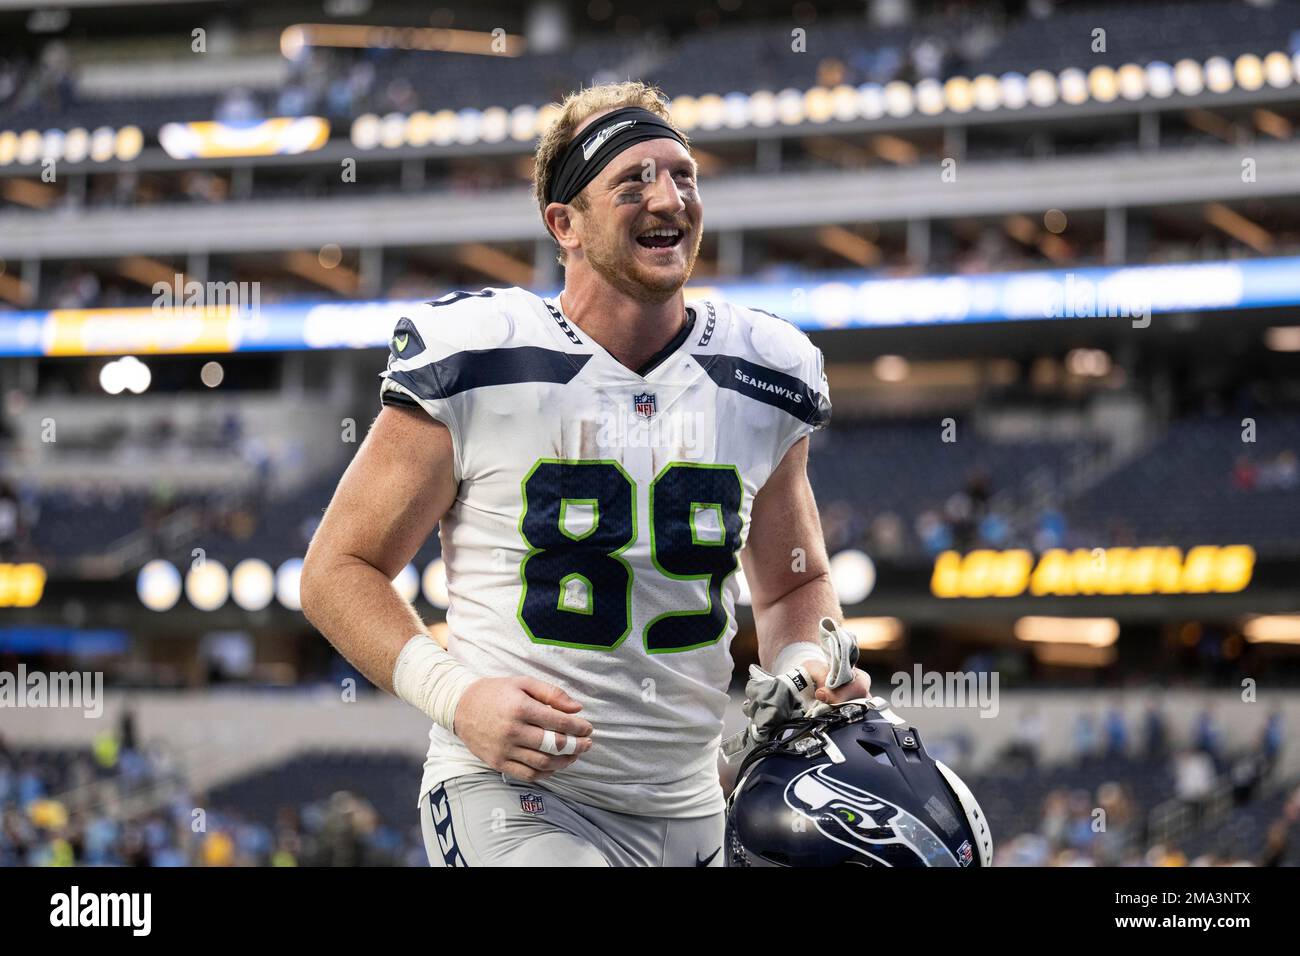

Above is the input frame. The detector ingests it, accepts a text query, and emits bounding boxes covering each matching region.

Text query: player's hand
[802,660,872,705]
[452,676,594,782]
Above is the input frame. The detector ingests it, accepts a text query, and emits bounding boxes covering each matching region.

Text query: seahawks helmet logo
[582,119,636,160]
[784,765,960,867]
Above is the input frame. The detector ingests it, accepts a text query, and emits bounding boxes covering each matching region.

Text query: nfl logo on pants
[633,392,657,420]
[519,793,546,815]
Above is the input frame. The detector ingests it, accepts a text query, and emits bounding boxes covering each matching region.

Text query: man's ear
[545,201,581,256]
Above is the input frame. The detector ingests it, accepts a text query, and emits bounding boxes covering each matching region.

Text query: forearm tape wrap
[391,634,476,733]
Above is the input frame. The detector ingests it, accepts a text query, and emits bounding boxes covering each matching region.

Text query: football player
[301,81,871,866]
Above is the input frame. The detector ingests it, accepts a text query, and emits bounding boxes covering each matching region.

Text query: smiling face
[559,122,704,304]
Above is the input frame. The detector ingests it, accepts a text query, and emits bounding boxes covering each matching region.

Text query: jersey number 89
[517,459,743,654]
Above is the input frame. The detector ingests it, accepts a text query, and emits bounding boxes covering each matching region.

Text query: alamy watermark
[1042,272,1151,328]
[889,665,999,719]
[595,407,707,457]
[0,665,103,718]
[153,274,261,317]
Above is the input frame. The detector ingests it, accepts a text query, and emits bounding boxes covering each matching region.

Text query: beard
[583,222,704,305]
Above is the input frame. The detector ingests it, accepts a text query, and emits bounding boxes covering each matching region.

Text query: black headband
[546,106,688,206]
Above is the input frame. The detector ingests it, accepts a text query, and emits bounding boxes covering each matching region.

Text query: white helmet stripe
[935,759,994,867]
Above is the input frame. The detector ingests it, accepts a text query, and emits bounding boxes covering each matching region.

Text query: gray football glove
[721,618,862,763]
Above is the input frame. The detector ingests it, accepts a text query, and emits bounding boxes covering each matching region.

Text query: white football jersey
[379,286,830,817]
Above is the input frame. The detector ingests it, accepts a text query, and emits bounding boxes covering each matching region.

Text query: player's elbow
[749,568,834,616]
[299,540,341,629]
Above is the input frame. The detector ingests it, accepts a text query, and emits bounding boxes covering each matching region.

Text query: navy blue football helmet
[726,698,993,867]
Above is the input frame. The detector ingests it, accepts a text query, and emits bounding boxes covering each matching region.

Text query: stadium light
[840,616,904,650]
[1242,615,1300,645]
[276,559,304,611]
[1058,68,1089,106]
[394,563,420,604]
[1264,51,1293,88]
[830,549,876,605]
[883,81,915,118]
[1065,348,1111,377]
[231,559,275,612]
[422,559,449,609]
[999,72,1029,109]
[280,23,526,58]
[748,91,778,127]
[1174,59,1206,96]
[829,85,858,122]
[1087,66,1120,103]
[873,355,909,382]
[510,105,540,141]
[972,74,1001,111]
[1146,61,1175,98]
[1014,617,1119,647]
[856,84,886,120]
[1264,326,1300,351]
[776,88,805,125]
[99,361,125,395]
[185,560,230,612]
[1117,63,1148,101]
[99,356,150,395]
[915,78,945,115]
[1026,70,1059,108]
[1204,56,1235,94]
[137,560,182,612]
[697,93,729,129]
[1029,642,1117,667]
[1235,54,1266,92]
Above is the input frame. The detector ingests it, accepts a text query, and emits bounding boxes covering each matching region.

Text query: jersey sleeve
[778,336,831,465]
[379,291,503,480]
[740,306,832,466]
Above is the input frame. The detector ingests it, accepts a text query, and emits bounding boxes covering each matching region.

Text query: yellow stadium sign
[44,307,240,356]
[158,117,329,159]
[931,546,1255,599]
[0,563,46,607]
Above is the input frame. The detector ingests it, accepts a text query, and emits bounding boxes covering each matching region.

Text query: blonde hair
[532,81,688,264]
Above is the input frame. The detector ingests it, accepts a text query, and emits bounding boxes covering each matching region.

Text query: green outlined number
[518,459,635,649]
[517,458,743,654]
[646,463,744,653]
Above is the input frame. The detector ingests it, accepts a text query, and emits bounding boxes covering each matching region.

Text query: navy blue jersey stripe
[694,353,831,426]
[386,346,589,401]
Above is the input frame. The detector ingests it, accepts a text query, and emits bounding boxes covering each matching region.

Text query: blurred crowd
[1001,701,1286,771]
[1233,450,1300,492]
[992,703,1293,866]
[819,462,1094,560]
[0,726,424,867]
[0,43,74,118]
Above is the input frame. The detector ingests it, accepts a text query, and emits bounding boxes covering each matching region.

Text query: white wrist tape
[392,634,476,734]
[772,640,827,679]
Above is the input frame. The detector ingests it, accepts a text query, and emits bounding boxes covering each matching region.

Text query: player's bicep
[307,405,458,580]
[740,437,832,608]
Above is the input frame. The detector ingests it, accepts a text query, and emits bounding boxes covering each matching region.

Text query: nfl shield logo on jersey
[633,392,657,420]
[957,840,974,866]
[519,792,546,815]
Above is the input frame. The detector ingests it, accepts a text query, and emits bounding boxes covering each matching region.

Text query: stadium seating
[1069,411,1300,555]
[972,0,1300,76]
[8,1,1298,136]
[208,749,422,831]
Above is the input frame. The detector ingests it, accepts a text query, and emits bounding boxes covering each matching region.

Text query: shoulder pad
[729,303,822,376]
[389,287,518,362]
